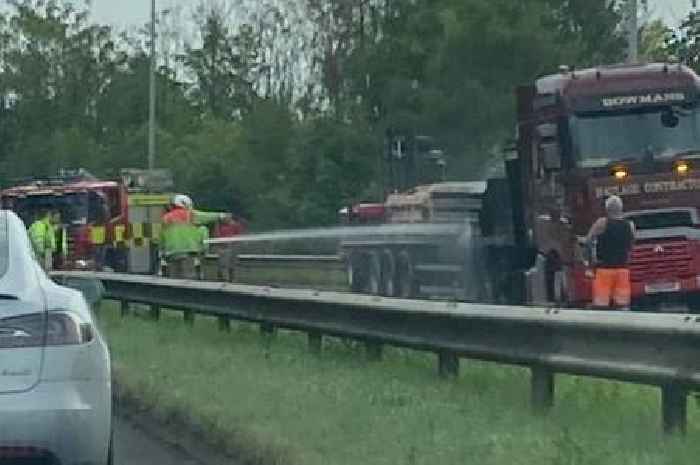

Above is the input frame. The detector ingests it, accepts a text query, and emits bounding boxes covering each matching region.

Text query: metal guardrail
[54,271,700,435]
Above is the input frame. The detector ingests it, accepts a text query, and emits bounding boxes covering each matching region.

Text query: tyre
[397,250,417,299]
[381,250,397,297]
[367,251,382,296]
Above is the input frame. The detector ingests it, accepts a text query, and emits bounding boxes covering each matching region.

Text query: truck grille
[628,240,693,282]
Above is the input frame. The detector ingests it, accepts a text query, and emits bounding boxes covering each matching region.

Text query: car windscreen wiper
[0,294,19,301]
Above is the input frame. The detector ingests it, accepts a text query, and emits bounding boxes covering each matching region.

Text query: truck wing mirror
[540,142,562,171]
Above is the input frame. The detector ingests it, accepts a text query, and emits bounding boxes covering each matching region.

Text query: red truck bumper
[568,268,700,305]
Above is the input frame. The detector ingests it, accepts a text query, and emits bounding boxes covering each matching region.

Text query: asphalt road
[114,417,210,465]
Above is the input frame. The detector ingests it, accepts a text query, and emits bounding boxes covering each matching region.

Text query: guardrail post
[308,332,323,354]
[530,366,554,414]
[184,310,195,326]
[661,384,687,435]
[120,300,130,318]
[260,323,275,337]
[150,304,160,321]
[438,351,459,378]
[260,323,276,352]
[366,341,383,361]
[218,316,231,332]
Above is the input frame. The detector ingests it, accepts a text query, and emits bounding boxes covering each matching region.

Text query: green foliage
[640,19,671,62]
[0,0,630,228]
[185,2,258,118]
[668,11,700,73]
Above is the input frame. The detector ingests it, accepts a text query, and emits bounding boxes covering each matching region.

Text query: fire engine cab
[1,168,173,273]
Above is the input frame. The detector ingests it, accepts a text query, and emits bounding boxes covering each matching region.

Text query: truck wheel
[397,251,417,299]
[347,252,367,293]
[367,252,382,296]
[381,250,397,297]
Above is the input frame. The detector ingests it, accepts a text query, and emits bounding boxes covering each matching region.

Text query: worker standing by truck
[585,196,636,310]
[28,209,56,271]
[159,194,230,279]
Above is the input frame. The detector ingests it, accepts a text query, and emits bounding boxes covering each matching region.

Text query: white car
[0,211,112,464]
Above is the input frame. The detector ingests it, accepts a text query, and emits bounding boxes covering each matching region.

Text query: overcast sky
[92,0,694,29]
[91,0,184,29]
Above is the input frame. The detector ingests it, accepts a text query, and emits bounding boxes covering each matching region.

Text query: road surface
[115,416,226,465]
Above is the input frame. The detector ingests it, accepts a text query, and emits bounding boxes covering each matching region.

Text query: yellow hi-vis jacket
[28,217,56,257]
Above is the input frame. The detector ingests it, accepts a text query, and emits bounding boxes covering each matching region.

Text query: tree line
[0,0,678,229]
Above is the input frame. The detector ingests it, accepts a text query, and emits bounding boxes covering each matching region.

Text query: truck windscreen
[13,193,88,226]
[570,106,700,168]
[627,211,695,231]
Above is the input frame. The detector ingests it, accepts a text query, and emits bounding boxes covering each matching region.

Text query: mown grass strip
[99,303,700,465]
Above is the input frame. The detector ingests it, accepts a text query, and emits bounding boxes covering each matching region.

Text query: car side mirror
[60,277,105,307]
[540,142,562,171]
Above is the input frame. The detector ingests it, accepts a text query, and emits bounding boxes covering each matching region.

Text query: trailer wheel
[397,251,417,299]
[347,252,367,293]
[381,250,397,297]
[367,252,382,296]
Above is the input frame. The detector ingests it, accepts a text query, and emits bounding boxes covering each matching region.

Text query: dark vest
[596,218,634,268]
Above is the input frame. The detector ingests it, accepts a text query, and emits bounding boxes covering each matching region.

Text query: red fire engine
[1,169,173,273]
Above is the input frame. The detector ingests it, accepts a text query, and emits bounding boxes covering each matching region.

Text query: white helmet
[172,194,192,209]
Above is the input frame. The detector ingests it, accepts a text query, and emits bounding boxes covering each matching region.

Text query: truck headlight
[676,161,690,175]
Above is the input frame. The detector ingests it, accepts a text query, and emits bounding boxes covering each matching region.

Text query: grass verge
[99,303,700,465]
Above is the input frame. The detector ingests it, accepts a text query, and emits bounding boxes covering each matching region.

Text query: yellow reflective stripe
[131,223,144,239]
[108,223,162,247]
[90,226,106,245]
[151,223,162,241]
[128,194,172,207]
[114,224,126,242]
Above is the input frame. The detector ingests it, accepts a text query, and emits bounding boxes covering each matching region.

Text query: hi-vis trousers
[592,267,631,309]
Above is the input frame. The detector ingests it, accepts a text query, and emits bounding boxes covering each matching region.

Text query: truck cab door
[532,123,571,260]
